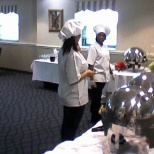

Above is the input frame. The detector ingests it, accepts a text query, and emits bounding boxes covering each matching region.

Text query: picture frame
[48,9,63,32]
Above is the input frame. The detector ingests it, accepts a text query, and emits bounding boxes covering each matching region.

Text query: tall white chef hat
[58,19,83,40]
[93,24,110,36]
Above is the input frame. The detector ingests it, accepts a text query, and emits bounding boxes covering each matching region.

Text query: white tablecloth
[102,68,151,96]
[31,59,59,84]
[44,121,154,154]
[31,59,150,95]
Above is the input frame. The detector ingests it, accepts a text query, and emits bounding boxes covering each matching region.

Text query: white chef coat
[58,47,89,107]
[87,42,110,82]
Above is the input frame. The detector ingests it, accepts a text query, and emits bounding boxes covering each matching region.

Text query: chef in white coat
[87,24,114,124]
[58,19,94,141]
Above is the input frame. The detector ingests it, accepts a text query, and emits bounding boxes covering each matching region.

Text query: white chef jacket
[87,42,110,82]
[58,47,89,107]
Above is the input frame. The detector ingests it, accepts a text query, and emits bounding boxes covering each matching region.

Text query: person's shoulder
[89,42,97,50]
[67,49,79,59]
[90,42,97,47]
[89,42,102,52]
[101,45,109,52]
[102,44,108,48]
[72,51,78,56]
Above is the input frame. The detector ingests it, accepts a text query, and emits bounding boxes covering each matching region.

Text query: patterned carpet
[0,69,93,154]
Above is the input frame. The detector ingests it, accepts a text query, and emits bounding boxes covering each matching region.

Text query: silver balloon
[101,85,154,147]
[129,72,154,98]
[123,47,148,71]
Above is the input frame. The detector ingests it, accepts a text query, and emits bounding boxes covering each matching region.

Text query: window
[75,9,118,50]
[0,12,19,41]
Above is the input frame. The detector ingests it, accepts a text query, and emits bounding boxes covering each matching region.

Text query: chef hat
[93,24,110,36]
[58,19,83,40]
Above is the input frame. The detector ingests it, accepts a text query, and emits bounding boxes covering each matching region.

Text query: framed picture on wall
[48,9,63,32]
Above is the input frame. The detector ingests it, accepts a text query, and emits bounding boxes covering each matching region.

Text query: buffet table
[103,69,142,94]
[102,67,151,97]
[31,59,59,84]
[44,121,154,154]
[31,59,150,93]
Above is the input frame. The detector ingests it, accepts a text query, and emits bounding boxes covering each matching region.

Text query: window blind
[76,0,115,12]
[0,5,17,13]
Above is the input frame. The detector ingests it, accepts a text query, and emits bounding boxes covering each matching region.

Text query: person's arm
[66,51,95,84]
[87,46,97,87]
[89,64,94,80]
[88,64,97,87]
[79,69,94,81]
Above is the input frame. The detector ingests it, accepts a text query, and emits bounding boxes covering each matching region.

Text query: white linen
[44,121,154,154]
[44,121,108,154]
[31,59,59,84]
[102,67,151,97]
[31,59,150,98]
[108,70,141,92]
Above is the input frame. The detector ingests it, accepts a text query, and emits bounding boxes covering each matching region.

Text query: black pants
[90,82,106,124]
[61,105,85,142]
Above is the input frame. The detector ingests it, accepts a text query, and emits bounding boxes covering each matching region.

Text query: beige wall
[37,0,75,46]
[0,43,37,71]
[0,0,153,72]
[116,0,154,54]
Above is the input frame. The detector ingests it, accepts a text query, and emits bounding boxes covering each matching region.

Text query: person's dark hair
[62,36,78,55]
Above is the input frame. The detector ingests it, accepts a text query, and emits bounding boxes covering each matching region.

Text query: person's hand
[90,80,97,88]
[86,69,95,77]
[80,69,95,81]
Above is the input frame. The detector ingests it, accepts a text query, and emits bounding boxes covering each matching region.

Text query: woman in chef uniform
[87,24,114,124]
[58,19,94,141]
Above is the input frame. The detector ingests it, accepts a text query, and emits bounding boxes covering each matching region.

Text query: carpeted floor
[0,69,93,154]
